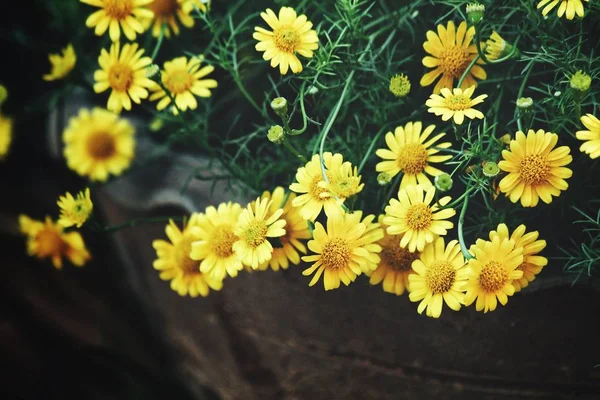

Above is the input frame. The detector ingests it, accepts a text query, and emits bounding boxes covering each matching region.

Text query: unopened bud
[500,133,511,145]
[377,172,392,186]
[434,173,453,192]
[270,97,288,117]
[482,161,500,178]
[389,74,411,98]
[145,64,160,79]
[516,97,533,112]
[570,70,591,93]
[466,3,485,24]
[149,117,164,132]
[307,85,319,95]
[267,125,285,144]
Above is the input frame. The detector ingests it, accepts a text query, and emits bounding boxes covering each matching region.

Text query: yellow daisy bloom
[576,114,600,159]
[253,6,319,75]
[94,42,154,113]
[383,185,456,252]
[189,202,243,281]
[485,31,509,61]
[302,210,383,291]
[57,188,94,228]
[153,216,223,297]
[421,20,487,94]
[256,187,311,272]
[0,113,12,161]
[464,236,524,313]
[43,44,77,82]
[498,129,573,207]
[233,196,287,269]
[537,0,588,20]
[375,121,452,189]
[149,57,217,114]
[290,152,362,221]
[63,108,135,182]
[488,223,547,292]
[19,215,91,269]
[143,0,206,38]
[369,216,420,296]
[425,86,487,125]
[408,237,468,318]
[81,0,154,42]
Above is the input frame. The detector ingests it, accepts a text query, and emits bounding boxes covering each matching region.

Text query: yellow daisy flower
[43,44,77,82]
[537,0,589,20]
[149,56,217,114]
[302,210,383,290]
[256,187,311,272]
[253,6,319,75]
[153,216,223,297]
[189,202,243,281]
[0,113,12,161]
[375,121,452,189]
[576,114,600,159]
[488,223,547,292]
[233,196,287,269]
[464,236,524,313]
[143,0,206,38]
[407,237,468,318]
[94,42,154,113]
[498,129,573,207]
[421,20,486,94]
[290,152,362,221]
[485,31,509,61]
[81,0,154,42]
[383,185,456,252]
[425,86,487,125]
[369,216,420,296]
[19,215,91,269]
[63,108,135,182]
[57,188,94,228]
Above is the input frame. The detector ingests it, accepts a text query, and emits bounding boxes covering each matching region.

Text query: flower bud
[145,64,160,79]
[516,97,533,112]
[500,133,511,145]
[482,161,500,178]
[149,117,164,132]
[434,173,453,192]
[389,74,411,98]
[267,125,285,144]
[466,3,485,24]
[270,97,288,117]
[377,172,392,186]
[570,70,592,94]
[307,85,319,95]
[0,84,7,107]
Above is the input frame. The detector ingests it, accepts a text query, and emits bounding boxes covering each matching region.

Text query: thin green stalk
[516,60,536,132]
[290,84,308,135]
[381,173,402,213]
[457,194,473,260]
[151,25,166,60]
[283,139,308,164]
[92,216,183,233]
[358,127,386,174]
[457,54,481,89]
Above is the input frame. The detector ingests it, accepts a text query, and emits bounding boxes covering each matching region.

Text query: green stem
[151,25,166,61]
[457,54,481,89]
[358,127,386,174]
[156,80,184,122]
[516,60,536,132]
[474,28,520,65]
[457,194,473,260]
[283,139,308,164]
[442,185,478,210]
[381,173,402,213]
[93,216,183,233]
[290,84,308,135]
[233,73,263,115]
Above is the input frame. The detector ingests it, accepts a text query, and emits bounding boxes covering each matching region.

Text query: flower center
[243,220,268,248]
[104,0,134,20]
[309,172,332,202]
[440,46,470,78]
[36,229,65,257]
[444,94,471,111]
[164,69,193,94]
[381,240,419,271]
[108,63,134,92]
[405,204,433,231]
[149,0,178,17]
[425,261,455,293]
[321,237,351,270]
[479,261,509,292]
[211,225,236,258]
[175,234,199,274]
[330,176,360,199]
[397,143,428,175]
[87,132,116,160]
[519,154,550,185]
[273,26,300,53]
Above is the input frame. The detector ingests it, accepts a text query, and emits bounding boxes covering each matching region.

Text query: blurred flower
[57,188,93,228]
[81,0,154,41]
[143,0,206,38]
[43,44,77,82]
[576,114,600,159]
[426,86,487,125]
[0,113,12,161]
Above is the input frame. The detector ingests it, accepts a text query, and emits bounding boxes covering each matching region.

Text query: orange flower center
[108,63,134,92]
[103,0,135,20]
[425,261,455,293]
[149,0,178,17]
[36,229,65,258]
[321,237,351,270]
[211,225,236,258]
[519,154,550,185]
[309,171,332,202]
[175,234,199,274]
[444,94,471,111]
[242,220,268,248]
[397,143,428,175]
[440,46,471,78]
[273,26,300,53]
[405,204,433,231]
[479,261,509,292]
[164,69,193,94]
[381,241,418,271]
[87,132,116,160]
